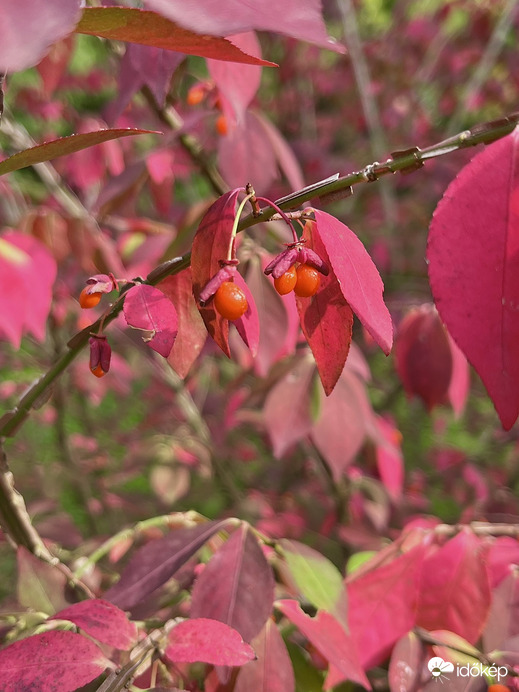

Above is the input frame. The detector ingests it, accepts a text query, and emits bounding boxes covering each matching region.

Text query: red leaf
[123,284,178,357]
[483,568,519,656]
[374,417,404,501]
[144,0,345,53]
[159,270,208,378]
[233,271,260,356]
[427,131,519,429]
[311,365,373,480]
[190,524,275,644]
[416,531,491,644]
[234,619,295,692]
[488,537,519,588]
[0,129,158,177]
[346,542,426,669]
[208,33,262,124]
[76,7,275,66]
[166,618,255,666]
[263,355,315,457]
[104,520,230,610]
[0,631,109,692]
[313,210,393,356]
[191,189,243,357]
[296,220,354,394]
[395,305,453,410]
[0,0,81,73]
[51,599,138,650]
[277,600,370,690]
[447,332,470,417]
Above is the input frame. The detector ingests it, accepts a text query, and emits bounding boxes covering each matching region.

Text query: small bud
[85,273,118,294]
[89,335,111,378]
[199,263,238,305]
[296,247,329,276]
[264,247,299,279]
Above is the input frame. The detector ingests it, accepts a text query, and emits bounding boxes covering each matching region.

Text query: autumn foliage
[1,1,519,691]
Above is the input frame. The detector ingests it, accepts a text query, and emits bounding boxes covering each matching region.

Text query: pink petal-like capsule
[297,247,329,275]
[199,265,236,305]
[264,247,299,279]
[89,335,112,375]
[85,273,118,295]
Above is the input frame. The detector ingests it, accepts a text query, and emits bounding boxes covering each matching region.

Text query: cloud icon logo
[428,657,454,679]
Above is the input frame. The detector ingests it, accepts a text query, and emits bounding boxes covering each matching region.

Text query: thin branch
[338,0,398,227]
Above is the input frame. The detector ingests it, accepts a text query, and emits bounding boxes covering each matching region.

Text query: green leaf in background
[280,539,347,624]
[346,551,377,574]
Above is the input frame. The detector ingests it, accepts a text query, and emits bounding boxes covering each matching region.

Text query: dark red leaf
[0,631,109,692]
[416,531,491,644]
[263,355,315,457]
[277,600,370,690]
[76,7,275,66]
[123,283,178,357]
[191,189,243,357]
[234,619,295,692]
[166,618,255,666]
[159,270,208,378]
[296,220,354,395]
[51,599,138,650]
[144,0,345,53]
[427,131,519,429]
[346,542,426,669]
[0,0,81,73]
[0,130,158,177]
[104,520,230,610]
[190,524,275,644]
[313,210,393,355]
[395,305,453,410]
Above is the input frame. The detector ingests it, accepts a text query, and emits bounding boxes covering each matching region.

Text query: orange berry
[488,685,511,692]
[274,266,297,295]
[187,85,205,106]
[214,282,248,321]
[216,114,228,136]
[90,363,106,378]
[294,264,320,297]
[79,287,102,309]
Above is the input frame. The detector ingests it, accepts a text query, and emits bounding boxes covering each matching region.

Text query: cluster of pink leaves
[5,521,519,691]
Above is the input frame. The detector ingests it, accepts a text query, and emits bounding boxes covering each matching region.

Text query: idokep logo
[427,656,508,684]
[428,657,454,682]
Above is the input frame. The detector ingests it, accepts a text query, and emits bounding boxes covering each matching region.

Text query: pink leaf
[104,520,230,610]
[234,619,295,692]
[123,284,178,357]
[51,599,138,650]
[311,366,372,480]
[253,112,305,192]
[166,618,255,666]
[374,417,404,501]
[263,355,315,457]
[346,542,426,669]
[277,599,371,690]
[218,112,279,193]
[0,129,159,177]
[77,7,275,66]
[415,530,491,644]
[488,537,519,588]
[159,270,208,378]
[483,568,519,660]
[233,271,260,356]
[208,33,262,124]
[388,632,425,692]
[190,524,275,644]
[427,130,519,429]
[313,210,393,355]
[296,220,354,394]
[191,189,243,357]
[144,0,345,53]
[17,546,68,615]
[446,332,470,417]
[0,631,109,692]
[0,0,82,73]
